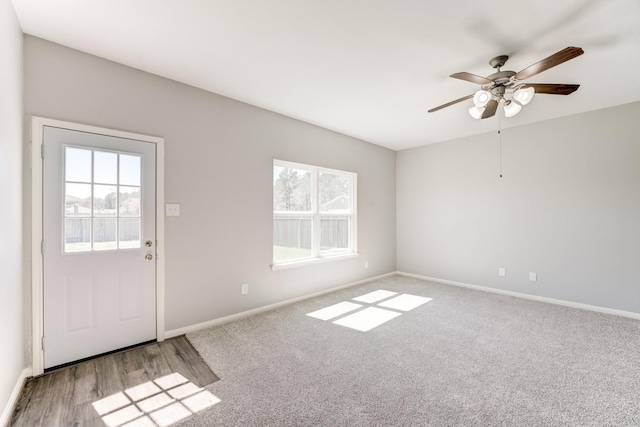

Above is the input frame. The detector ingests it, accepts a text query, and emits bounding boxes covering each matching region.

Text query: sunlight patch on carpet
[306,301,363,320]
[378,294,432,311]
[306,289,432,332]
[92,372,220,427]
[333,307,402,332]
[352,289,398,303]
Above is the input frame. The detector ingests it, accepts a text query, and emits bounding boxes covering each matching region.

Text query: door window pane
[65,183,91,217]
[93,185,118,217]
[94,151,118,184]
[120,154,141,186]
[93,218,117,251]
[65,147,92,183]
[119,218,141,249]
[65,218,91,252]
[119,186,141,217]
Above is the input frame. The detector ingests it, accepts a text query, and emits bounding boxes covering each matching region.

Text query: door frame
[31,116,165,376]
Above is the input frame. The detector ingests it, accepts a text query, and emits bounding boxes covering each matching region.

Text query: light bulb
[473,90,491,107]
[513,86,535,105]
[468,105,485,119]
[503,100,522,117]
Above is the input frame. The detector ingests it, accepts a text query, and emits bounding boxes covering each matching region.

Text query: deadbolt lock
[145,254,153,261]
[145,240,153,247]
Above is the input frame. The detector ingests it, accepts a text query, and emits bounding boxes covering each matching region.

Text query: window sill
[271,252,359,271]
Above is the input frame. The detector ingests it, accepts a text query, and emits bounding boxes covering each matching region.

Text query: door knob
[145,254,153,261]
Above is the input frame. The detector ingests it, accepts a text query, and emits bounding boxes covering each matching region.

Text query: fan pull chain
[499,130,503,178]
[498,114,503,178]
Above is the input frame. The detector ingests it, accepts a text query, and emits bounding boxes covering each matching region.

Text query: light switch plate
[166,203,180,217]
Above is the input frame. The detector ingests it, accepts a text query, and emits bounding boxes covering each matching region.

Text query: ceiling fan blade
[450,72,493,85]
[481,99,498,119]
[427,94,474,113]
[514,46,584,80]
[522,83,580,95]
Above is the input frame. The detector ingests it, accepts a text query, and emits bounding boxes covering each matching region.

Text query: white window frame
[272,159,358,270]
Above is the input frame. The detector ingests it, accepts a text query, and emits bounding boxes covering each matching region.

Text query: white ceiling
[11,0,640,151]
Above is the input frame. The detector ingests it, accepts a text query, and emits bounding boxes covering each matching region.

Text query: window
[64,146,142,252]
[273,160,357,268]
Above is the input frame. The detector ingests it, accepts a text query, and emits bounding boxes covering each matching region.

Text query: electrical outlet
[529,272,537,282]
[498,268,506,277]
[241,283,249,295]
[364,261,369,269]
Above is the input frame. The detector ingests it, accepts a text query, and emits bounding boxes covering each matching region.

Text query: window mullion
[116,154,120,249]
[90,150,95,251]
[312,168,321,258]
[350,175,357,253]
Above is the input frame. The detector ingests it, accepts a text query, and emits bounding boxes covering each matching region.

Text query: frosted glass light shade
[503,100,522,117]
[473,90,491,107]
[468,105,485,119]
[513,86,535,105]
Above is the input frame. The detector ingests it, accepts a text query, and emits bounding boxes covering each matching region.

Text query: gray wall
[23,36,397,338]
[0,0,24,418]
[397,102,640,313]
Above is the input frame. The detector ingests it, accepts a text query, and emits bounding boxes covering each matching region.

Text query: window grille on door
[64,146,142,252]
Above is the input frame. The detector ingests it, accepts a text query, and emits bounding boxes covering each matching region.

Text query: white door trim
[31,116,165,376]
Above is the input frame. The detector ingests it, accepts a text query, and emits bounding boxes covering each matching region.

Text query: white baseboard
[397,271,640,320]
[165,272,397,338]
[1,368,32,427]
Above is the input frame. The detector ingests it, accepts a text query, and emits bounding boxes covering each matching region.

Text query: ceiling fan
[428,46,584,119]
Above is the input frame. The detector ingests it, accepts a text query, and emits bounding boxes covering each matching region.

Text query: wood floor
[10,335,219,426]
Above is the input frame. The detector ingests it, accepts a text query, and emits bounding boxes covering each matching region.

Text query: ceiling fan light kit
[468,105,485,119]
[503,100,522,118]
[513,86,535,105]
[473,90,491,107]
[428,46,584,120]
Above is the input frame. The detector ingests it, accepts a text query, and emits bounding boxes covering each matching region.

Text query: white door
[42,125,157,369]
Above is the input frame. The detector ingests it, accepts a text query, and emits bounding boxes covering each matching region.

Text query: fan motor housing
[486,71,516,87]
[490,85,506,97]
